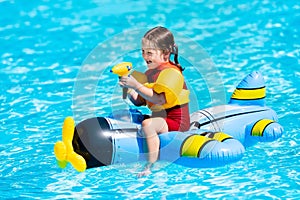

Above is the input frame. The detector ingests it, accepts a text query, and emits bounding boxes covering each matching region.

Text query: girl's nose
[143,54,149,60]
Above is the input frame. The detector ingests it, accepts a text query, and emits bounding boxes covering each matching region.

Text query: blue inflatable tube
[54,71,284,172]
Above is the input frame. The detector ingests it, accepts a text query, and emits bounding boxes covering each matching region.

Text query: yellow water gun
[110,62,132,76]
[110,62,133,99]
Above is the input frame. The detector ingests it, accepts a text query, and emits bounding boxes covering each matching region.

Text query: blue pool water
[1,0,299,199]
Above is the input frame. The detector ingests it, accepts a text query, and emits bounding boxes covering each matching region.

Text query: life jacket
[143,62,190,112]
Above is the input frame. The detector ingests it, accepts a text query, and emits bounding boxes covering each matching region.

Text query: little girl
[119,26,190,177]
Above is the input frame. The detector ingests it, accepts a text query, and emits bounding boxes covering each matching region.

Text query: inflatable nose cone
[73,117,113,169]
[229,71,266,106]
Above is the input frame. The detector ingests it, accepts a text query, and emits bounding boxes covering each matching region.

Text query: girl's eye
[142,49,155,57]
[142,51,152,56]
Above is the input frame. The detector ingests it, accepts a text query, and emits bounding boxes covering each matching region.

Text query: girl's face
[142,48,169,69]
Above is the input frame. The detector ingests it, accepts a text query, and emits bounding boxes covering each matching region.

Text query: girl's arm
[133,83,166,105]
[127,89,146,106]
[119,76,166,105]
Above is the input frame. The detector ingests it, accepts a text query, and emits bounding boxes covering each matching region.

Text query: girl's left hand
[119,75,140,89]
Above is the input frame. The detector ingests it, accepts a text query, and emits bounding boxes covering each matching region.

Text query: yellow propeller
[54,117,87,172]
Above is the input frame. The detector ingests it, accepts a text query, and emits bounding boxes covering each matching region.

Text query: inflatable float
[54,70,283,172]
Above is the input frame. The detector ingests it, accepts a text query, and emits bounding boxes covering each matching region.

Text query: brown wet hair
[142,26,184,71]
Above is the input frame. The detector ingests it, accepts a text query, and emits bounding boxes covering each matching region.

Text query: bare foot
[137,168,151,178]
[137,162,153,178]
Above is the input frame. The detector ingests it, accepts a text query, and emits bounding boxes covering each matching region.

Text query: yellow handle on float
[111,62,133,99]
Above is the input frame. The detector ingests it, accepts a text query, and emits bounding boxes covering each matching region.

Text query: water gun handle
[122,88,128,99]
[110,62,133,99]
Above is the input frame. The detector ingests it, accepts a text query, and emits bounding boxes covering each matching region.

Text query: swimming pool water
[1,0,299,199]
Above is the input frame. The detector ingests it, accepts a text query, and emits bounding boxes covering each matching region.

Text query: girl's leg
[138,117,168,177]
[142,117,168,163]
